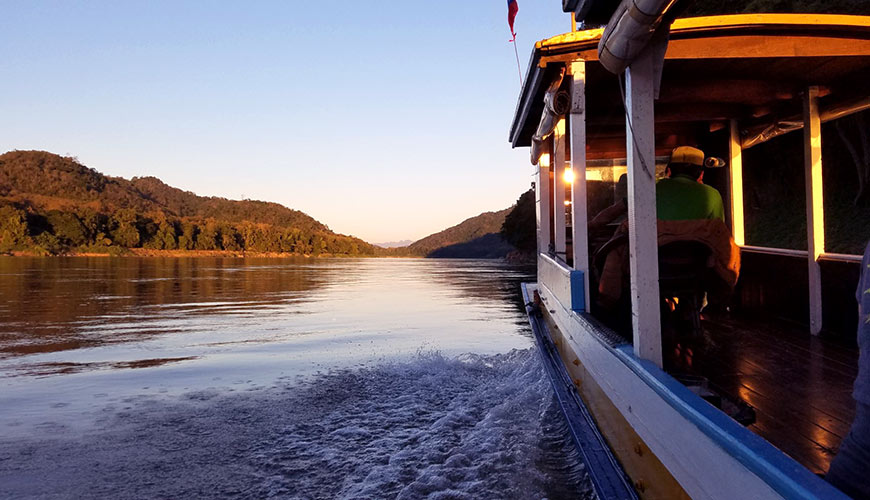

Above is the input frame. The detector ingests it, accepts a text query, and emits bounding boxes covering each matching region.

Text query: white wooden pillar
[625,52,663,367]
[536,154,551,255]
[553,118,568,262]
[729,120,746,246]
[569,60,591,310]
[803,86,825,335]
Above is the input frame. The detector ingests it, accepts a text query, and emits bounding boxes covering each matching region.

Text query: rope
[617,72,654,179]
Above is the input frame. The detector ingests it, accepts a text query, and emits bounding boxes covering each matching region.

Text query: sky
[0,1,571,243]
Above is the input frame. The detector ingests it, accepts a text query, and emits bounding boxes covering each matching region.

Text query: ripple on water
[0,349,592,500]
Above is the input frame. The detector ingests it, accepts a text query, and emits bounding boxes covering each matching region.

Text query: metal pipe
[742,95,870,149]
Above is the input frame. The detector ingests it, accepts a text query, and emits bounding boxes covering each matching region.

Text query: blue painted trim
[569,270,586,312]
[611,345,850,500]
[522,284,638,500]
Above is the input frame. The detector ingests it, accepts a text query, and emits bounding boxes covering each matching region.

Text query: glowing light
[563,168,575,184]
[729,120,745,246]
[809,144,825,260]
[564,200,572,206]
[539,153,551,169]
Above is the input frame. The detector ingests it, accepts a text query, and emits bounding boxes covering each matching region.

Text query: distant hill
[0,150,326,232]
[407,208,515,259]
[374,239,413,248]
[0,150,375,256]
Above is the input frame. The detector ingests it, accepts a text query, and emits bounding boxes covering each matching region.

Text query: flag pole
[512,35,523,87]
[507,0,522,88]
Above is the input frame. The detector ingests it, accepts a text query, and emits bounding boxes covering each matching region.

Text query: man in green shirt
[589,146,724,228]
[656,146,725,221]
[595,146,729,309]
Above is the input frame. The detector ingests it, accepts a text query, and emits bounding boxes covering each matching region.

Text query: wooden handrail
[739,245,861,263]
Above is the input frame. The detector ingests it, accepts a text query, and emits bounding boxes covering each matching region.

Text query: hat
[670,146,705,166]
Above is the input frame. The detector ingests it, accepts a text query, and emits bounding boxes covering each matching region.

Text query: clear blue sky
[0,1,570,243]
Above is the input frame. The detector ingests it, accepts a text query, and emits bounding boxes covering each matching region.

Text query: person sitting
[589,145,723,232]
[596,146,738,310]
[589,173,628,231]
[656,146,724,222]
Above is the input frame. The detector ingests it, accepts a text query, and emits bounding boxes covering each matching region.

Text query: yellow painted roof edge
[536,13,870,49]
[535,28,603,49]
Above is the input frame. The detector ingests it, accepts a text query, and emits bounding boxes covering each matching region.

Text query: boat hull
[522,281,847,500]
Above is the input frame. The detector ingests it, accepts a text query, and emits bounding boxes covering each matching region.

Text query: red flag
[507,0,518,41]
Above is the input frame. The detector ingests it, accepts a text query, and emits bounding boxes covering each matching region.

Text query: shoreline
[2,249,419,259]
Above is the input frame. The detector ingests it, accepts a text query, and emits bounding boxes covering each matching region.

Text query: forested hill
[685,0,868,16]
[405,208,514,258]
[0,150,375,256]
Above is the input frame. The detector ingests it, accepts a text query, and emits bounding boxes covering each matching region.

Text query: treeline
[0,151,375,256]
[0,204,376,256]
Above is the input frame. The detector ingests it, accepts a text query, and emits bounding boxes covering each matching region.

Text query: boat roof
[509,14,870,158]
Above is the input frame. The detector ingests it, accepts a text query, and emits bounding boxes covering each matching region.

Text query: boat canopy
[510,14,870,161]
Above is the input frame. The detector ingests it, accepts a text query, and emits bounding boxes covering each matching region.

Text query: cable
[617,72,654,180]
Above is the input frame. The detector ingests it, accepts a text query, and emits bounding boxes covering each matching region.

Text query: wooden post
[804,86,825,335]
[553,118,568,262]
[729,120,745,246]
[569,60,591,311]
[536,155,551,255]
[625,51,663,367]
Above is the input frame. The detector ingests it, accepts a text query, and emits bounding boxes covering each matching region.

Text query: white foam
[0,349,592,499]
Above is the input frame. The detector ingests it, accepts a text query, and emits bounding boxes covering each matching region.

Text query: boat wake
[0,349,591,499]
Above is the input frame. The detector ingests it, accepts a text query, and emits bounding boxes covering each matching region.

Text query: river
[0,257,589,499]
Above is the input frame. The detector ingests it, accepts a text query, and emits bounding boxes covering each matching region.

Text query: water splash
[0,349,591,499]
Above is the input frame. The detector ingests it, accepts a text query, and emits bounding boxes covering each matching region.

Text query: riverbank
[2,248,416,259]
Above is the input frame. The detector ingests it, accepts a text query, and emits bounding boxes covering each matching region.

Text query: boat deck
[691,314,858,475]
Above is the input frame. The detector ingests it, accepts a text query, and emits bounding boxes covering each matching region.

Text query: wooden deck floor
[687,314,858,475]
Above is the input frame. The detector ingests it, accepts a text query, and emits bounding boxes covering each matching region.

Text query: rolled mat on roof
[598,0,673,74]
[530,68,569,165]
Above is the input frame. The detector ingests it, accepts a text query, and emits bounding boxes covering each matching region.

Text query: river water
[0,257,589,499]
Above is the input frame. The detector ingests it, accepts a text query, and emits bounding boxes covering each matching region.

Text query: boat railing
[741,245,862,263]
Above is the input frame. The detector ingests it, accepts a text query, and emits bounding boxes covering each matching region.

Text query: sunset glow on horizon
[0,2,571,243]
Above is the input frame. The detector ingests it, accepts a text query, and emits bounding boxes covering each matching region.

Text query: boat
[511,4,870,499]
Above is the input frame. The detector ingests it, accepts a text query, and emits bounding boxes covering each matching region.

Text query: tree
[156,219,178,250]
[178,221,198,250]
[0,205,29,252]
[46,210,88,247]
[110,208,141,247]
[78,209,110,245]
[196,220,219,250]
[220,224,242,251]
[33,232,62,255]
[309,233,326,255]
[501,189,536,254]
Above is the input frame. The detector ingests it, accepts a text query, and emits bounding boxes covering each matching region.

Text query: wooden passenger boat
[511,7,870,499]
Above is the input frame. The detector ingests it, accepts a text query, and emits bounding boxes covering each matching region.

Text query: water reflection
[0,257,535,380]
[0,257,332,361]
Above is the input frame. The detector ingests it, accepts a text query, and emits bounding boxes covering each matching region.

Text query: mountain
[0,150,326,232]
[406,208,515,258]
[0,150,375,256]
[374,239,413,248]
